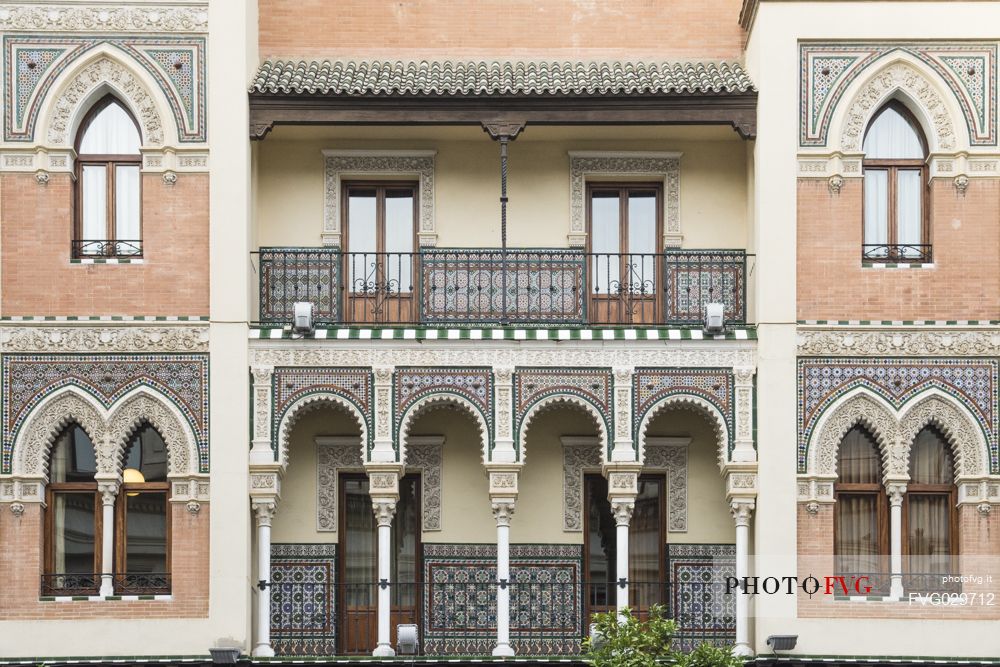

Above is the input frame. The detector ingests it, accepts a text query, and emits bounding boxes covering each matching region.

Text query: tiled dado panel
[270,544,337,656]
[666,543,736,651]
[422,544,583,656]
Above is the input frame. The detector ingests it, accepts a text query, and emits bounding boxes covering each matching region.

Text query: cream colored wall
[254,126,748,251]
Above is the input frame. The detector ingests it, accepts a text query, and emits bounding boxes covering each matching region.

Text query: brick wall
[0,502,208,620]
[797,178,1000,321]
[0,172,209,317]
[258,0,745,59]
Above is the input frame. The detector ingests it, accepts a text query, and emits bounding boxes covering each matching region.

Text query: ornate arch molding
[519,395,609,465]
[898,391,989,479]
[808,389,900,479]
[107,388,200,477]
[276,393,368,469]
[12,387,109,479]
[397,394,488,466]
[637,395,729,470]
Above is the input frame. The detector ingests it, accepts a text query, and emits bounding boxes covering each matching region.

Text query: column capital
[372,498,397,527]
[251,365,275,385]
[611,498,635,527]
[252,498,278,526]
[730,498,755,527]
[491,499,516,527]
[886,482,907,506]
[96,478,120,506]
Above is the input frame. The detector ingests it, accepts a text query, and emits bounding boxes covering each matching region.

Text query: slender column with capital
[887,483,906,598]
[492,500,516,656]
[252,499,277,657]
[97,480,119,596]
[731,500,754,657]
[611,499,634,614]
[373,499,397,657]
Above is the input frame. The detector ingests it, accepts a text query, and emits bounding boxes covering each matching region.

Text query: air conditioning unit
[704,302,725,334]
[292,301,314,334]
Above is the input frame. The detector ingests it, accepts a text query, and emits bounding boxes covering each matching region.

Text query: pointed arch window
[862,102,930,262]
[834,426,889,588]
[74,95,142,258]
[904,427,957,590]
[117,424,170,594]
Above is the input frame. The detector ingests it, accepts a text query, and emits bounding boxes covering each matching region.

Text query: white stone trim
[568,151,682,248]
[798,327,1000,357]
[0,325,209,353]
[0,4,208,33]
[322,149,436,247]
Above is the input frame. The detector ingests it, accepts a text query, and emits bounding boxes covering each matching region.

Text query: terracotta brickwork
[797,503,1000,619]
[0,503,208,620]
[797,178,1000,321]
[259,0,745,59]
[0,172,209,317]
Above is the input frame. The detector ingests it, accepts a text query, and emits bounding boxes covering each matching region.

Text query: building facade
[0,0,997,664]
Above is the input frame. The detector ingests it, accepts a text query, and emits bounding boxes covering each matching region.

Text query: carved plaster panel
[323,150,436,247]
[0,5,209,32]
[643,438,689,532]
[561,438,601,531]
[0,326,209,353]
[798,329,1000,357]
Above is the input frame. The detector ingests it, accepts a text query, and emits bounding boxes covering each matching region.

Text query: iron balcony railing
[268,579,735,657]
[253,248,751,326]
[862,244,932,262]
[40,572,170,596]
[72,239,143,258]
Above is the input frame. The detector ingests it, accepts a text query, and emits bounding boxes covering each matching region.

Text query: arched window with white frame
[862,102,930,262]
[74,95,142,258]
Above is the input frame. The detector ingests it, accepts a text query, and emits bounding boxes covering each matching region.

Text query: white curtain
[863,170,888,253]
[896,170,922,256]
[81,166,107,252]
[79,101,140,154]
[115,165,140,252]
[863,105,923,159]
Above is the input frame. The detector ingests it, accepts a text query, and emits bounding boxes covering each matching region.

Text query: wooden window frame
[73,94,144,259]
[902,428,959,570]
[342,181,419,257]
[113,483,172,595]
[861,102,931,262]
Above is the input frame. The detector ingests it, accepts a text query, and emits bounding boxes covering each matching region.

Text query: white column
[731,499,754,657]
[611,499,634,615]
[492,500,516,656]
[252,499,277,658]
[373,498,397,657]
[887,483,906,598]
[97,481,118,597]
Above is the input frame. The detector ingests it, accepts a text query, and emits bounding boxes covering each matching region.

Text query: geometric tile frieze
[394,367,493,450]
[270,543,337,657]
[3,34,207,143]
[800,42,997,147]
[1,353,209,474]
[632,367,734,453]
[666,543,736,652]
[797,357,999,474]
[272,367,373,454]
[514,367,612,448]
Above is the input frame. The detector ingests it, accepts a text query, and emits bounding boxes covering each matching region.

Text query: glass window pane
[115,165,141,254]
[343,477,375,607]
[586,476,614,607]
[896,169,923,256]
[52,492,96,573]
[863,169,888,255]
[347,190,377,293]
[50,426,97,483]
[908,494,951,574]
[629,478,663,606]
[909,428,954,485]
[125,492,167,573]
[124,425,169,483]
[863,105,924,159]
[838,426,881,484]
[384,189,414,292]
[627,192,657,294]
[79,100,140,155]
[81,165,107,248]
[391,475,419,606]
[590,192,620,294]
[835,494,879,574]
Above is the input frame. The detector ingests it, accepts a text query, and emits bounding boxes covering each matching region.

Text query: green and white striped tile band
[861,262,935,269]
[0,316,209,322]
[798,320,1000,326]
[249,326,756,341]
[69,258,144,265]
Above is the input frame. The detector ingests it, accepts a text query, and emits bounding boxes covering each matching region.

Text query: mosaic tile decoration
[420,250,586,324]
[270,543,337,657]
[663,251,748,325]
[3,34,207,143]
[800,43,997,147]
[394,368,493,450]
[421,544,583,655]
[258,248,341,325]
[666,543,736,652]
[797,358,999,474]
[513,367,613,449]
[633,368,733,454]
[271,367,373,454]
[1,354,209,474]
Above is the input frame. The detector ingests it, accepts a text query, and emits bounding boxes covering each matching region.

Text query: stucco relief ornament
[611,499,635,526]
[0,326,209,353]
[16,392,108,479]
[186,500,201,515]
[978,502,992,515]
[797,329,1000,357]
[9,502,25,517]
[0,5,209,32]
[805,501,820,515]
[106,393,195,476]
[162,170,178,186]
[35,170,49,186]
[372,499,397,527]
[562,444,601,531]
[827,175,843,195]
[899,395,983,478]
[491,500,515,527]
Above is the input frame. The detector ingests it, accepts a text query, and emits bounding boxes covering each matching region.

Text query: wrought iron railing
[862,244,932,262]
[268,579,735,657]
[832,571,962,596]
[72,239,143,258]
[40,572,171,596]
[40,573,101,596]
[253,248,751,327]
[113,572,171,595]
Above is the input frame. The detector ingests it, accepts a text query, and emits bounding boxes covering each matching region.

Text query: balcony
[253,248,751,327]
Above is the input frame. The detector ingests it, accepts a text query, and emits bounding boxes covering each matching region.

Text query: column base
[492,643,515,657]
[372,644,396,657]
[99,576,114,597]
[732,644,753,657]
[889,576,904,598]
[253,644,275,658]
